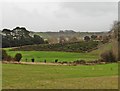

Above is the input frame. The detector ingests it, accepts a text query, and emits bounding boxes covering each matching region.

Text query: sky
[1,2,118,32]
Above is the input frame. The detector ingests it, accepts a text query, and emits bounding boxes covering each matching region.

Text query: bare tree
[111,21,120,61]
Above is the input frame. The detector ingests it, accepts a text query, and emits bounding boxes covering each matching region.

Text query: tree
[100,50,116,62]
[13,27,30,39]
[2,50,8,60]
[69,36,78,43]
[33,35,44,44]
[84,36,90,41]
[59,36,66,43]
[111,21,120,61]
[2,29,14,47]
[91,35,97,40]
[2,29,11,36]
[102,35,109,43]
[2,27,45,48]
[55,59,58,63]
[2,49,13,61]
[31,58,35,62]
[14,53,22,62]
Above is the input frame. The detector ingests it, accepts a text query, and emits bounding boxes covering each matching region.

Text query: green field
[5,42,112,62]
[3,43,118,89]
[91,42,113,55]
[6,50,100,62]
[2,63,118,89]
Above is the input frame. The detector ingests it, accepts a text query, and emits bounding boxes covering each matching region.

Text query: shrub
[84,36,90,41]
[61,61,68,64]
[100,50,116,62]
[14,53,22,62]
[44,60,46,63]
[55,59,58,63]
[2,50,8,60]
[2,49,13,61]
[31,58,34,62]
[73,60,86,64]
[6,55,13,61]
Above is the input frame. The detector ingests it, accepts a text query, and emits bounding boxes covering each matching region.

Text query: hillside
[5,41,113,62]
[90,42,113,56]
[11,41,100,53]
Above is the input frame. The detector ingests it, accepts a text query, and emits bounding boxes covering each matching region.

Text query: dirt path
[3,61,69,66]
[21,62,65,65]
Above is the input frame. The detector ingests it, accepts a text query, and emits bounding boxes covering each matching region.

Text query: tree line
[1,27,47,48]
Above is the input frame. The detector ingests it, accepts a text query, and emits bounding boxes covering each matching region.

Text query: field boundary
[2,61,112,66]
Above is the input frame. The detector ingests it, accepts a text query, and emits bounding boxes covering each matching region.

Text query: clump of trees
[84,34,111,43]
[2,27,46,48]
[2,49,22,62]
[100,50,116,62]
[100,21,120,62]
[2,50,13,61]
[84,36,90,42]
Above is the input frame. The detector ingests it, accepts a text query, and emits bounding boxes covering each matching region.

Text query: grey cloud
[61,2,117,16]
[1,2,118,32]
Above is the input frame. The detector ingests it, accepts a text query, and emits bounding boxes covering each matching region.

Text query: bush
[44,59,46,63]
[73,60,86,64]
[6,55,13,61]
[31,58,35,62]
[100,50,116,62]
[61,61,68,64]
[55,59,58,63]
[14,53,22,62]
[2,49,13,61]
[2,50,8,60]
[84,36,90,41]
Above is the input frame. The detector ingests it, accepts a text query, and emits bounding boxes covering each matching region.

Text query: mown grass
[2,63,118,89]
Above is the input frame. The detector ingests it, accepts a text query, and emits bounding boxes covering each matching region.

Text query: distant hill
[31,31,107,39]
[30,31,108,44]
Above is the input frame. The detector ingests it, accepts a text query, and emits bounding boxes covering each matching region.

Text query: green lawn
[2,63,118,89]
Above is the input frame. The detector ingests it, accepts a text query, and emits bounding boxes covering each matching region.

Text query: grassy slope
[6,51,99,62]
[90,42,113,56]
[5,42,112,62]
[2,63,118,89]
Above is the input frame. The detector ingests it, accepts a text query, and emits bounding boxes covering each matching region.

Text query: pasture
[6,50,99,62]
[4,42,112,62]
[2,63,118,89]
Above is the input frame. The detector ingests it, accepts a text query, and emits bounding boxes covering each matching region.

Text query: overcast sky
[1,2,118,32]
